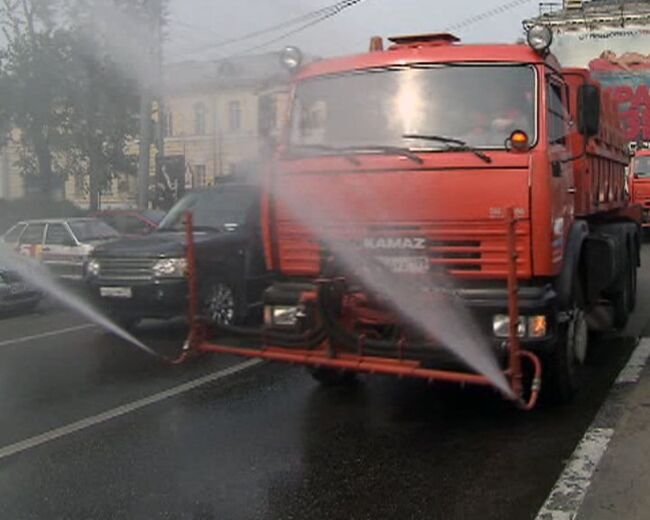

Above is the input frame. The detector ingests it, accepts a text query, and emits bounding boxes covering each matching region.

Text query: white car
[2,218,120,280]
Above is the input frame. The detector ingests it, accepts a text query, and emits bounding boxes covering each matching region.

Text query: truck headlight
[493,314,526,338]
[492,314,547,338]
[86,259,101,277]
[152,258,188,278]
[264,305,304,328]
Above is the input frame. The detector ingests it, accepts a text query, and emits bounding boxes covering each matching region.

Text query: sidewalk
[577,354,650,520]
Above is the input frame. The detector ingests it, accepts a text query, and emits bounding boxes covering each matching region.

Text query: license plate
[100,287,132,299]
[375,256,430,274]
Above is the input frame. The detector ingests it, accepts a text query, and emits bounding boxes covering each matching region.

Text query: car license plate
[100,287,132,299]
[376,256,430,274]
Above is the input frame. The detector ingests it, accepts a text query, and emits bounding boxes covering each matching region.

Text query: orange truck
[630,148,650,228]
[184,26,640,407]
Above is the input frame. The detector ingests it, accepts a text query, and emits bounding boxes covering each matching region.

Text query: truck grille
[278,220,531,279]
[97,258,156,282]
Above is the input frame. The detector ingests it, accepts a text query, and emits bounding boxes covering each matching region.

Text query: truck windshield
[288,64,536,156]
[634,157,650,177]
[158,189,255,231]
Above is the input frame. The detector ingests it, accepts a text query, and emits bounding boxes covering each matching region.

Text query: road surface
[1,247,649,519]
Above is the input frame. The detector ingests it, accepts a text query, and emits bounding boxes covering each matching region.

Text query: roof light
[280,46,303,72]
[526,25,553,54]
[369,36,384,52]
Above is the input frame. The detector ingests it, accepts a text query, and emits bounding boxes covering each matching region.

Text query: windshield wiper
[343,145,424,165]
[403,134,492,164]
[288,144,361,165]
[289,144,423,165]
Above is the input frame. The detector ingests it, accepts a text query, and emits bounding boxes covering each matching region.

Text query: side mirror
[578,84,600,137]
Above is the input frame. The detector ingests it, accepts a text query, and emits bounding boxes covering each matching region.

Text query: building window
[194,102,207,135]
[259,95,278,136]
[229,100,241,132]
[164,112,174,137]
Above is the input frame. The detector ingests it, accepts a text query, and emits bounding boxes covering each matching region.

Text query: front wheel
[544,308,588,404]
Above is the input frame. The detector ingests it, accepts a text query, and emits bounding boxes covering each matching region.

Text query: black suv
[86,183,268,327]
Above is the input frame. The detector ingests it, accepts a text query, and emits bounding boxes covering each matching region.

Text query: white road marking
[535,337,650,520]
[616,337,650,384]
[0,358,262,461]
[535,428,614,520]
[0,324,96,348]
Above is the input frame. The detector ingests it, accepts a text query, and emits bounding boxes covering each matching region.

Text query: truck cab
[247,30,639,402]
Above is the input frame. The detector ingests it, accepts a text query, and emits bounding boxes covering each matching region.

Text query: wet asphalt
[0,248,649,519]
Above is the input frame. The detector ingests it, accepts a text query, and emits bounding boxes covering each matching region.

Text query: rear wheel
[628,242,638,312]
[544,307,588,404]
[308,367,358,387]
[612,252,633,330]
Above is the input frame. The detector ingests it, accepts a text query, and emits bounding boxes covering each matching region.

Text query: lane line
[0,358,262,461]
[535,337,650,520]
[536,428,614,520]
[616,337,650,384]
[0,324,96,348]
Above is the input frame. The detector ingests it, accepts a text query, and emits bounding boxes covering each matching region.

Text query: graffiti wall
[551,26,650,142]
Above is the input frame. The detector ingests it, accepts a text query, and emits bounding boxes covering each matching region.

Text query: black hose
[208,320,327,349]
[317,282,438,353]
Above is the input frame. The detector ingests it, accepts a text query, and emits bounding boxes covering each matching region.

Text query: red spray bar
[177,209,542,410]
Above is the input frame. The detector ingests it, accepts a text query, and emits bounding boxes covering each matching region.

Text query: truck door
[546,75,574,267]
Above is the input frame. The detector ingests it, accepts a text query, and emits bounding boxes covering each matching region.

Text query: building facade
[0,51,293,210]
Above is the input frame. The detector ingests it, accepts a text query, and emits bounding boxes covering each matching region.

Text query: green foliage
[0,0,166,209]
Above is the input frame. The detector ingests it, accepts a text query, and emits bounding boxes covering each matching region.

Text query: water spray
[0,243,162,360]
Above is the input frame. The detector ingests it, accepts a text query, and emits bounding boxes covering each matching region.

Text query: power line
[445,0,535,32]
[237,0,365,56]
[170,0,364,58]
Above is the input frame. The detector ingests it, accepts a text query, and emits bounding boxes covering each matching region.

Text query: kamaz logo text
[362,237,427,250]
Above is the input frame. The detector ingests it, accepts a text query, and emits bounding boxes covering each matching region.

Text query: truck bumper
[262,281,560,364]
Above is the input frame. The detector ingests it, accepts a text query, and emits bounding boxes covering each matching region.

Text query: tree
[62,0,164,210]
[63,26,139,210]
[0,0,71,200]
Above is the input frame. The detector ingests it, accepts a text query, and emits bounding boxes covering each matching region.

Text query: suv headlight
[86,259,101,277]
[152,258,188,278]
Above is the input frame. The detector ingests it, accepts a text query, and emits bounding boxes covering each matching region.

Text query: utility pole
[137,0,163,210]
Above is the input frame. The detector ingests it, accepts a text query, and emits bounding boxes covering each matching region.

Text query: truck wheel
[545,308,588,404]
[628,243,638,312]
[202,281,240,326]
[612,257,632,330]
[308,367,358,387]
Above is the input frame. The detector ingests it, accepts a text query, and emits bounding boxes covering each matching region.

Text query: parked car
[86,183,268,327]
[93,210,165,237]
[2,218,120,280]
[0,264,42,314]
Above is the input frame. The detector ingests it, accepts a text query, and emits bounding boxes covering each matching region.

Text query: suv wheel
[203,282,239,325]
